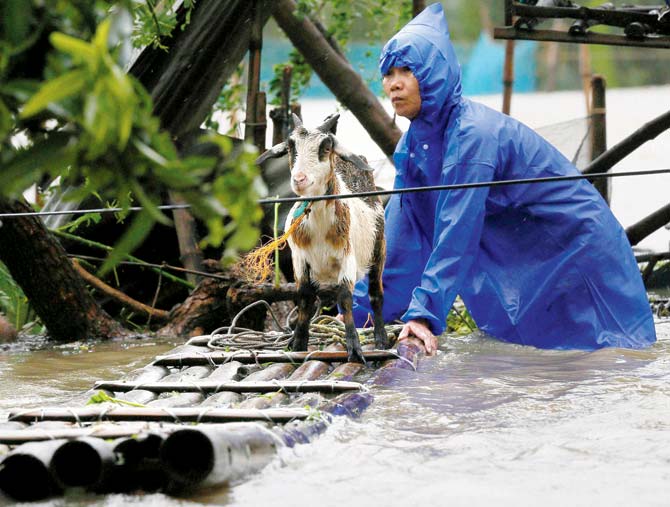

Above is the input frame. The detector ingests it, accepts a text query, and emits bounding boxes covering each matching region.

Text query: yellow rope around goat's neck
[239,201,312,283]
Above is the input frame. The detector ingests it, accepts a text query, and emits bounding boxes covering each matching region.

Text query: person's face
[382,66,421,120]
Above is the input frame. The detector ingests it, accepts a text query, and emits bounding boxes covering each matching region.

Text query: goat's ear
[317,113,340,134]
[332,138,373,172]
[255,142,288,165]
[291,113,303,129]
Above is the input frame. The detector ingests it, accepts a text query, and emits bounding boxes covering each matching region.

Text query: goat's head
[256,113,372,197]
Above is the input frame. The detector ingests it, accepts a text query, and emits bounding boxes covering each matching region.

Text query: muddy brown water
[1,320,669,506]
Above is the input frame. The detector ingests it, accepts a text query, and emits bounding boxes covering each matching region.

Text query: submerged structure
[0,319,425,501]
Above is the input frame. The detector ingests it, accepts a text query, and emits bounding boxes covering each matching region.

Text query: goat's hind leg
[290,278,318,352]
[368,229,388,350]
[337,282,366,364]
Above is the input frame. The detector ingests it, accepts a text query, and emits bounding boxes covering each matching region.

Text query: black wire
[258,168,670,205]
[0,203,191,218]
[0,168,669,218]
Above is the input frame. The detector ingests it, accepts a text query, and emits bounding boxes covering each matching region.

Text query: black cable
[0,168,669,219]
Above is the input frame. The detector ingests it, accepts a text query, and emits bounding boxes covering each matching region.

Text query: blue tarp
[260,34,536,98]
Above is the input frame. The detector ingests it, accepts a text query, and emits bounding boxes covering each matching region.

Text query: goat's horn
[291,113,303,129]
[317,113,340,134]
[332,139,373,172]
[255,142,288,165]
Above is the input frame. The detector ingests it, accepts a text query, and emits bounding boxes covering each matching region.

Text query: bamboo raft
[0,321,427,501]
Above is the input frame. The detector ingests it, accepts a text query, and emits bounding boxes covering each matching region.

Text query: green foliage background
[0,0,264,274]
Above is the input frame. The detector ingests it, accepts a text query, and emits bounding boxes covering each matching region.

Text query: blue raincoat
[352,3,656,349]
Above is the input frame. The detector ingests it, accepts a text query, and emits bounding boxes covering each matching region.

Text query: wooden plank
[7,407,310,425]
[153,349,400,366]
[494,27,670,49]
[92,379,363,394]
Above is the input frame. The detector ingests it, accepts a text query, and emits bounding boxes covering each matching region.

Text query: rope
[205,299,404,352]
[237,202,312,283]
[1,168,669,219]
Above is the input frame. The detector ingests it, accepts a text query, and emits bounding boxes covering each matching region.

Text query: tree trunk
[156,277,342,339]
[130,0,275,283]
[0,199,126,341]
[130,0,274,141]
[272,0,402,157]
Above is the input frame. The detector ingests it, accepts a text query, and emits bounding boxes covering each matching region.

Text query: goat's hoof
[288,334,308,352]
[346,345,366,365]
[374,330,389,350]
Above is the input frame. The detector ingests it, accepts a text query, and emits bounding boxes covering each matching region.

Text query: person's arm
[402,161,495,336]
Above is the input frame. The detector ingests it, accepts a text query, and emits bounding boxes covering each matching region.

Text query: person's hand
[335,314,344,322]
[398,319,438,355]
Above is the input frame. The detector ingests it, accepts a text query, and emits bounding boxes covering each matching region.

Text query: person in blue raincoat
[352,3,656,352]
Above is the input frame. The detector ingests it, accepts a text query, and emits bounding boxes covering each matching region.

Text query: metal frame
[496,1,670,48]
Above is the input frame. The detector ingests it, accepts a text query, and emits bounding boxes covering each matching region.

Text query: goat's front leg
[289,276,318,352]
[337,281,365,364]
[368,230,388,349]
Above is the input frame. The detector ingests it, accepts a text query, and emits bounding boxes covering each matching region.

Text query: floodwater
[1,320,669,507]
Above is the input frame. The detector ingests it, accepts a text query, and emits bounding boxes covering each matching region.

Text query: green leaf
[86,390,145,407]
[93,19,112,52]
[20,69,88,118]
[49,32,98,68]
[98,209,154,277]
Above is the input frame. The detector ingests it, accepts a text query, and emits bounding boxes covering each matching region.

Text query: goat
[256,113,388,363]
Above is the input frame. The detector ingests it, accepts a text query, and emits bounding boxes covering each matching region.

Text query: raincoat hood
[379,3,462,131]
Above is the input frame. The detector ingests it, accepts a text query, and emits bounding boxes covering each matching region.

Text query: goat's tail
[237,212,309,283]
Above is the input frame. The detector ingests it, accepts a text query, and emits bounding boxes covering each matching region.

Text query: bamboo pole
[199,361,245,408]
[0,423,181,445]
[0,440,64,501]
[117,364,209,405]
[160,423,279,490]
[7,407,311,424]
[242,363,297,382]
[321,392,374,418]
[154,350,400,366]
[50,437,116,491]
[579,45,593,113]
[245,0,266,154]
[583,109,670,175]
[270,66,293,145]
[93,379,363,394]
[169,191,205,286]
[590,75,609,204]
[109,433,167,493]
[626,203,670,246]
[143,365,213,408]
[502,40,515,115]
